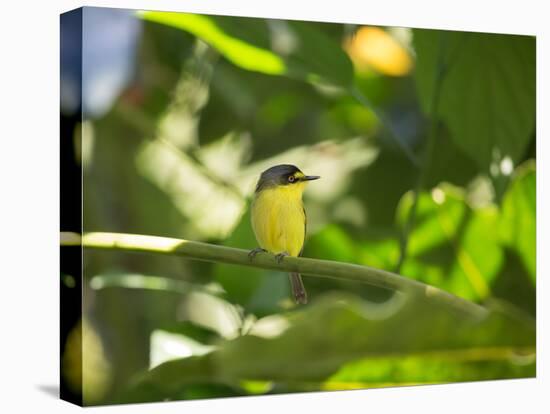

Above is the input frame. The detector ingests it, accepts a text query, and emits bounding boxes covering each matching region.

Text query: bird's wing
[299,206,306,257]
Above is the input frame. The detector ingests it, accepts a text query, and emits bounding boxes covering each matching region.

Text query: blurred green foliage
[140,11,354,87]
[397,184,503,301]
[74,9,536,405]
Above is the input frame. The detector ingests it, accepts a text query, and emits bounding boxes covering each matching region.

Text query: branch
[60,231,488,319]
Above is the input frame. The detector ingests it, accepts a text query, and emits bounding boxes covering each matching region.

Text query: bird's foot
[274,251,290,264]
[248,247,267,261]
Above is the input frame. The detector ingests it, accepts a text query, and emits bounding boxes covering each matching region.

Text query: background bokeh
[60,7,536,405]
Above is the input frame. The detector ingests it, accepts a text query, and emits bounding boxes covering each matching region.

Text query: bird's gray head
[255,164,320,192]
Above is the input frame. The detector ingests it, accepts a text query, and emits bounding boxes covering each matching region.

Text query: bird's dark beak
[303,175,320,181]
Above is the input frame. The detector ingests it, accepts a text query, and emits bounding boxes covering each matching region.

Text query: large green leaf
[139,11,353,87]
[499,161,536,283]
[118,293,534,403]
[396,185,504,301]
[413,30,536,169]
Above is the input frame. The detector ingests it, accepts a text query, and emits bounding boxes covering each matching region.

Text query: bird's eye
[288,175,295,183]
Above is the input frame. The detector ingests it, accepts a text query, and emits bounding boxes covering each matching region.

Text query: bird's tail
[289,273,307,304]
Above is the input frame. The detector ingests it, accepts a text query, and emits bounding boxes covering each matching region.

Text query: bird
[249,164,320,304]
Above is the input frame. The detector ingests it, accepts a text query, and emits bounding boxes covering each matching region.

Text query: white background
[0,0,547,412]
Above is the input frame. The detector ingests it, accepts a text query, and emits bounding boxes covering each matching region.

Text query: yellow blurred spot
[345,27,412,76]
[239,380,274,394]
[62,318,112,405]
[62,322,82,397]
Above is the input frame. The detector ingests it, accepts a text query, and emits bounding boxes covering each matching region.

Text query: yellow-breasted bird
[249,164,320,304]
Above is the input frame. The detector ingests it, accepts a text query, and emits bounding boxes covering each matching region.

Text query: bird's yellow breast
[251,184,306,257]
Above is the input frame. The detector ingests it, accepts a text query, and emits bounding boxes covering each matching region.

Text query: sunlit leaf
[397,187,465,256]
[136,138,246,239]
[325,349,534,389]
[397,185,504,301]
[239,380,274,394]
[139,11,286,75]
[499,161,536,284]
[414,30,535,169]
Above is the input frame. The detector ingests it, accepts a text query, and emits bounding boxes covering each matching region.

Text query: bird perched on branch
[249,164,320,304]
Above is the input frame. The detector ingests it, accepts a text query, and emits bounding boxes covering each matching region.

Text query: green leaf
[397,185,504,301]
[138,11,353,87]
[325,350,534,389]
[139,11,285,75]
[119,293,534,403]
[499,161,536,283]
[413,30,536,169]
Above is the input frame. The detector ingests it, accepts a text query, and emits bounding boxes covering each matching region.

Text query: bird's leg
[274,251,290,264]
[248,247,267,260]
